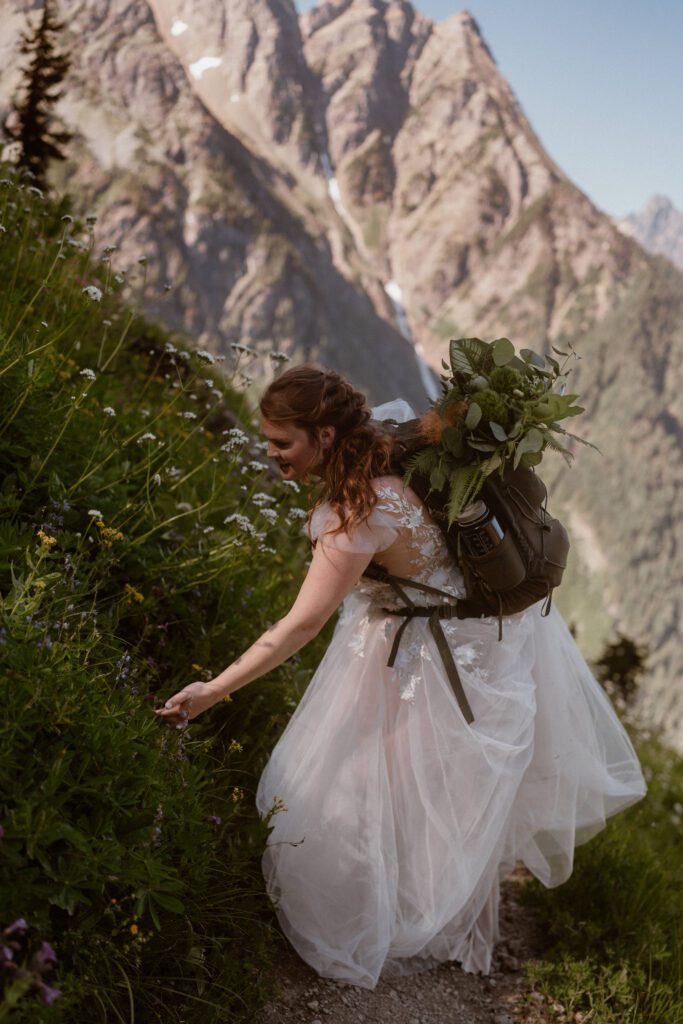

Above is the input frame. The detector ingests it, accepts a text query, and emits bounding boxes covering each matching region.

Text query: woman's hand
[154,681,220,726]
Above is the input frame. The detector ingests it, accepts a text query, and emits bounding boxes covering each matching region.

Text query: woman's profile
[155,363,647,989]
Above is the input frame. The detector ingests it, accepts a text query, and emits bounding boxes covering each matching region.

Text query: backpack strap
[362,562,475,724]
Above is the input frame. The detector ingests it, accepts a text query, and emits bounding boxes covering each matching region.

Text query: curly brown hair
[259,364,395,540]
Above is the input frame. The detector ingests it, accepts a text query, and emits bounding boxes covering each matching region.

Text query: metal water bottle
[456,499,504,556]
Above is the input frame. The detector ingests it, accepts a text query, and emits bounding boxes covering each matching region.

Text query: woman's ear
[319,425,336,449]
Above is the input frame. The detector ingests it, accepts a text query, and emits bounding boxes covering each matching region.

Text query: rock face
[1,0,682,749]
[615,194,683,272]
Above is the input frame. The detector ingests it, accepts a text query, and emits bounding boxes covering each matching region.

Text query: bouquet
[403,336,599,527]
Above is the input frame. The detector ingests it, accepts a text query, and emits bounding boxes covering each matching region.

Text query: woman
[155,364,648,989]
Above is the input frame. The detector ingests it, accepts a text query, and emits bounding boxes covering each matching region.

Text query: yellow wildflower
[35,580,46,590]
[130,924,139,935]
[223,694,232,703]
[37,529,57,547]
[111,898,117,904]
[191,663,203,672]
[231,786,245,803]
[123,583,145,604]
[96,520,124,548]
[228,739,243,754]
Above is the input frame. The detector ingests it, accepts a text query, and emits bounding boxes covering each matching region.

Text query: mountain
[1,0,681,750]
[615,194,683,272]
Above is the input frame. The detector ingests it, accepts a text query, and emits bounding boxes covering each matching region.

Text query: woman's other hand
[154,681,220,726]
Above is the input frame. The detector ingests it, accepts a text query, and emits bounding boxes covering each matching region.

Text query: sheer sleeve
[307,502,399,555]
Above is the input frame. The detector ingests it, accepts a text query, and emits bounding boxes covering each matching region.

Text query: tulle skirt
[255,595,647,990]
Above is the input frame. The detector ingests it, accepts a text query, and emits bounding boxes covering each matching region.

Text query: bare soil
[255,865,561,1024]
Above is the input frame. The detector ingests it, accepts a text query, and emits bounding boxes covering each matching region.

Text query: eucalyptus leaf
[489,421,508,441]
[467,439,498,452]
[470,374,488,391]
[492,337,515,366]
[465,402,482,429]
[551,345,570,356]
[520,348,546,368]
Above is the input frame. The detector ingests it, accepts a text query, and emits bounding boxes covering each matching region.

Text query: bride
[155,363,647,989]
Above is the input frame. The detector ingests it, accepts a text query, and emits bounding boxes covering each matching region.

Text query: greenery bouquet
[403,336,599,527]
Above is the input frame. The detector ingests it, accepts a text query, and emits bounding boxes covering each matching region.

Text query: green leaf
[492,337,515,366]
[519,451,543,467]
[430,465,447,491]
[489,421,508,441]
[520,347,546,368]
[446,465,482,526]
[449,337,489,376]
[465,402,482,429]
[441,426,464,456]
[151,890,186,914]
[551,345,570,356]
[470,374,488,391]
[441,358,450,370]
[467,439,498,452]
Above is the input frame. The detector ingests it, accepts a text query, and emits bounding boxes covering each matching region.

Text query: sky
[294,0,683,219]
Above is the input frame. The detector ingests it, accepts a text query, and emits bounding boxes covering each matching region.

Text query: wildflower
[228,739,243,753]
[231,787,245,802]
[246,460,269,473]
[195,349,216,364]
[85,213,98,224]
[41,320,48,327]
[114,273,124,284]
[111,898,117,904]
[97,520,124,547]
[253,440,269,452]
[79,367,97,381]
[152,473,161,486]
[0,225,5,234]
[123,583,144,603]
[281,479,300,493]
[271,795,288,814]
[252,492,277,506]
[286,507,308,522]
[205,378,214,387]
[82,285,102,301]
[27,185,44,197]
[102,244,117,255]
[138,256,147,265]
[259,508,278,524]
[35,580,46,590]
[258,544,277,554]
[164,342,177,354]
[102,319,112,326]
[165,466,181,478]
[269,350,291,364]
[230,342,258,355]
[207,815,222,830]
[30,941,57,973]
[87,508,102,517]
[176,501,193,512]
[136,431,157,443]
[177,411,197,420]
[4,919,28,936]
[224,513,258,537]
[60,213,73,222]
[239,373,254,386]
[37,529,57,547]
[103,406,116,416]
[163,282,172,291]
[38,983,61,1006]
[130,923,139,935]
[223,693,232,702]
[202,525,214,533]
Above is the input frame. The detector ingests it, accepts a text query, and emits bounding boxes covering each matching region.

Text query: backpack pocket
[462,529,526,592]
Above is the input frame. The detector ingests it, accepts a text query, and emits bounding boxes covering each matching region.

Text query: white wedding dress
[255,400,647,990]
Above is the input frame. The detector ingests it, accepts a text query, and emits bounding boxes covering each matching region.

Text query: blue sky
[295,0,683,218]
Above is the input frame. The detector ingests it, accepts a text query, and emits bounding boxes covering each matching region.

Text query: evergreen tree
[1,0,72,190]
[594,632,649,707]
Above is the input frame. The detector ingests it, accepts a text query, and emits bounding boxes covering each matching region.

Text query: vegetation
[0,163,332,1021]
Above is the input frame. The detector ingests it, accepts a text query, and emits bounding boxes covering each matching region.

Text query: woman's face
[259,416,335,481]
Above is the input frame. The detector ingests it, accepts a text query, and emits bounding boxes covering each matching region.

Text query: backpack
[363,417,570,642]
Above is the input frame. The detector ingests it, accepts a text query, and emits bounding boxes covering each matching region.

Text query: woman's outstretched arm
[154,539,375,725]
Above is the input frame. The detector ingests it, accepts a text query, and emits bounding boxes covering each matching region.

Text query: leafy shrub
[0,164,328,1022]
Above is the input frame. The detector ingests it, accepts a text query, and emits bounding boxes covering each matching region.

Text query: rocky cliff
[1,0,681,748]
[615,194,683,272]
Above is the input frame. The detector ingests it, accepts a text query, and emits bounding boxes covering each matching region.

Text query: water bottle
[456,499,504,556]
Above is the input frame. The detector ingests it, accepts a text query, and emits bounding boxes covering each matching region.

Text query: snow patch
[189,56,222,80]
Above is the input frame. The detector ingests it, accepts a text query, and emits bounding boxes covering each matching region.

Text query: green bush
[519,726,683,1024]
[0,165,329,1021]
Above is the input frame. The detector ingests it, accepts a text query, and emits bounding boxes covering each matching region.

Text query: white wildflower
[165,466,181,478]
[60,213,73,222]
[103,406,116,416]
[0,225,6,234]
[102,244,117,255]
[85,213,98,224]
[138,256,148,265]
[164,342,177,355]
[152,473,162,486]
[230,342,258,356]
[204,379,214,387]
[41,320,48,327]
[215,354,226,362]
[114,274,125,284]
[224,513,258,537]
[286,507,308,522]
[252,492,277,507]
[79,368,97,381]
[253,440,269,452]
[87,509,102,517]
[178,411,197,420]
[242,460,268,474]
[223,428,248,442]
[259,508,278,524]
[175,501,193,512]
[239,373,254,386]
[258,544,277,554]
[195,349,216,364]
[177,351,191,361]
[281,479,300,493]
[27,185,44,197]
[202,525,215,534]
[268,350,290,364]
[67,238,87,250]
[136,432,157,444]
[82,285,102,301]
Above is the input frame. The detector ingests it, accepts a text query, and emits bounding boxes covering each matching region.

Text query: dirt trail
[256,866,558,1024]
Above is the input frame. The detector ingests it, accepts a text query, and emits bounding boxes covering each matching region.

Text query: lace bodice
[307,475,466,610]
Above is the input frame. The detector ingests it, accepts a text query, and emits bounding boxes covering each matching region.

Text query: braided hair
[259,364,395,539]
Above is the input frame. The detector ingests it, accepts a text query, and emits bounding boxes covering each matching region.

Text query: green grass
[0,164,332,1022]
[518,725,683,1023]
